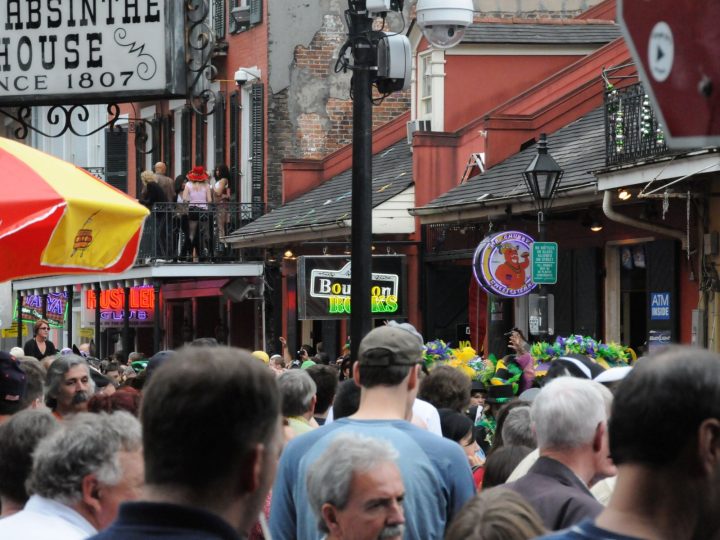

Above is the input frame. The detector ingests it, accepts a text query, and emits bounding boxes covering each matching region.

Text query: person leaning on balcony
[139,170,167,210]
[182,166,213,261]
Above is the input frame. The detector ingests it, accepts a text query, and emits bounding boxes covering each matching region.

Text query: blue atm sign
[650,292,670,320]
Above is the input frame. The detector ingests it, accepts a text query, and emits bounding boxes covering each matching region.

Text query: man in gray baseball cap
[271,323,475,540]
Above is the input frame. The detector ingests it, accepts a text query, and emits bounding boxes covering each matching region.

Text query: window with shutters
[105,128,128,193]
[229,92,240,200]
[151,115,161,166]
[181,106,192,174]
[161,114,173,176]
[250,83,264,216]
[229,0,262,34]
[213,0,226,40]
[195,107,206,167]
[214,93,227,169]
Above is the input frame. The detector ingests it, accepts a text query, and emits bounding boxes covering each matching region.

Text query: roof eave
[223,221,351,248]
[412,184,599,225]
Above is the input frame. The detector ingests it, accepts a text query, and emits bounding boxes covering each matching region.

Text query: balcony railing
[136,202,265,263]
[605,82,669,166]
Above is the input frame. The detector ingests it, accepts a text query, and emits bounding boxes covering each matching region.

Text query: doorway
[619,244,647,353]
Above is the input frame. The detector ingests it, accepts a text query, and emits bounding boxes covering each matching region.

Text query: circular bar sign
[473,231,537,297]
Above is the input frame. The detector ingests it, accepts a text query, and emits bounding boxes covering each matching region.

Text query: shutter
[162,114,172,175]
[181,106,192,173]
[213,0,226,39]
[151,115,161,165]
[105,128,128,192]
[195,107,206,167]
[249,0,262,25]
[229,91,240,200]
[214,93,226,169]
[250,83,264,215]
[134,122,146,195]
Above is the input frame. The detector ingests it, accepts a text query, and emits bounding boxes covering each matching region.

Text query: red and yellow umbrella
[0,137,149,281]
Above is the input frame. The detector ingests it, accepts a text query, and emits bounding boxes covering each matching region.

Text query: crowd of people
[1,318,720,540]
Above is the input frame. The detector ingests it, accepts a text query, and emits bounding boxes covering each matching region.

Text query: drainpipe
[602,190,687,250]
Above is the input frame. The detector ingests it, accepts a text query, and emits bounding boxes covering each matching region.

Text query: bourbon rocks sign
[0,0,186,106]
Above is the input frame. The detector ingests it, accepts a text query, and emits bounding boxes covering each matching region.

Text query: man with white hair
[0,412,143,538]
[307,433,405,540]
[506,377,611,530]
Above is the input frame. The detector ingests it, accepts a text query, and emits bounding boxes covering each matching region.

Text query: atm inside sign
[532,242,558,284]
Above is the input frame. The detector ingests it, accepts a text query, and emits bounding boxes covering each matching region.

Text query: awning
[11,263,264,295]
[594,149,720,192]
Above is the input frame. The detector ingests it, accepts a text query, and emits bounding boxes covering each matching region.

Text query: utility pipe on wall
[601,190,687,250]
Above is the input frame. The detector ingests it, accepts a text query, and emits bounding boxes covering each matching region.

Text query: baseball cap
[0,351,27,409]
[145,350,176,380]
[358,325,424,366]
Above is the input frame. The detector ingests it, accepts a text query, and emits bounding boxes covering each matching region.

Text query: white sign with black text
[0,0,185,105]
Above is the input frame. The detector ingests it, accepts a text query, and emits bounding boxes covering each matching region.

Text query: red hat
[187,166,209,182]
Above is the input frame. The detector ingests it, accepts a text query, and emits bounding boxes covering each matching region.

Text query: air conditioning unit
[231,5,251,24]
[406,119,432,144]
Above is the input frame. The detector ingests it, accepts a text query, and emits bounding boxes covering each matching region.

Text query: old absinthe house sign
[0,0,186,106]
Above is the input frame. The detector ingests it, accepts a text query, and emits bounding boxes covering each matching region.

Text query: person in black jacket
[139,170,169,258]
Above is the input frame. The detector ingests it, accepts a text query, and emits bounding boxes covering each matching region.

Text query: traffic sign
[618,0,720,148]
[532,242,557,284]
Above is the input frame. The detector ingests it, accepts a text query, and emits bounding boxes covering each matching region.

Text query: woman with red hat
[182,166,212,261]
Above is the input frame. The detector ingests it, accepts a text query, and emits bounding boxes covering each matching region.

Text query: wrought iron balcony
[605,82,669,166]
[136,202,265,263]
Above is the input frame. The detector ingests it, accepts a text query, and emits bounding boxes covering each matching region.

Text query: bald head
[154,162,167,174]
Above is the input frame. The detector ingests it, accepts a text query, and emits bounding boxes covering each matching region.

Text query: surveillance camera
[234,66,261,85]
[416,0,474,50]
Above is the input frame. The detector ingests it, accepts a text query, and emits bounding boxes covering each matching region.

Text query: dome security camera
[416,0,474,50]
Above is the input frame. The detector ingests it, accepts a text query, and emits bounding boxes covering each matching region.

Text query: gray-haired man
[506,376,613,530]
[307,433,405,540]
[45,355,95,419]
[0,412,143,538]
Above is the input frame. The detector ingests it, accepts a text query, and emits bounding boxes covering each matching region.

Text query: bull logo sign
[473,231,537,297]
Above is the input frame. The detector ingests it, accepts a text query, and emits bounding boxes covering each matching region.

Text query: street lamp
[522,133,563,337]
[345,0,473,360]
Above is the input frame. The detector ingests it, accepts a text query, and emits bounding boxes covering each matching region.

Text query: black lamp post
[522,133,563,337]
[347,2,375,361]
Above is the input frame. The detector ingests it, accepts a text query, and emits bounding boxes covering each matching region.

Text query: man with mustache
[45,355,95,419]
[307,434,406,540]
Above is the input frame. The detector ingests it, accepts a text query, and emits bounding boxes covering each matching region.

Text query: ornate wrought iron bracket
[0,104,122,141]
[186,0,220,117]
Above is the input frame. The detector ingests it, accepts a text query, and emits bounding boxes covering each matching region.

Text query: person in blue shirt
[270,323,475,540]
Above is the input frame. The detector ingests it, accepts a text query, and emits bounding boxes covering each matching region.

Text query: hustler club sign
[0,0,186,105]
[298,256,407,320]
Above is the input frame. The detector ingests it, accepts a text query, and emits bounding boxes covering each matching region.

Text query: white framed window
[416,49,445,130]
[419,52,433,119]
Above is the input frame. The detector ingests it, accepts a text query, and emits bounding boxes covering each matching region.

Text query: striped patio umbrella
[0,137,149,281]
